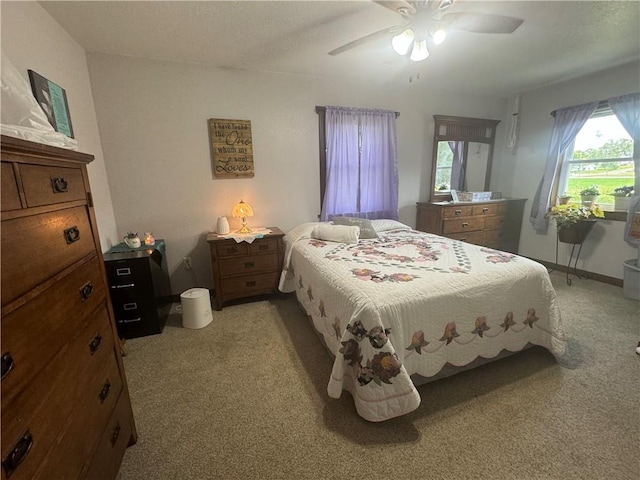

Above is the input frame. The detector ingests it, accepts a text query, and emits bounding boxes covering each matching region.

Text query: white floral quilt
[278,221,567,422]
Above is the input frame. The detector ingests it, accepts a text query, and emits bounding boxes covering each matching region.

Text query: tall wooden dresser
[1,135,137,479]
[416,199,526,253]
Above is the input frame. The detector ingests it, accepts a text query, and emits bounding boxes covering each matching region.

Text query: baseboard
[529,257,623,287]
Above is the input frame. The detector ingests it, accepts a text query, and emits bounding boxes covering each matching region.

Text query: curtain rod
[550,99,608,117]
[315,106,400,118]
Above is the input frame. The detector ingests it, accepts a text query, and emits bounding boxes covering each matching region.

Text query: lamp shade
[391,29,415,55]
[410,39,429,62]
[232,200,254,219]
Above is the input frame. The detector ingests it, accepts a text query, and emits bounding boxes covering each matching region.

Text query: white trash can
[180,288,213,329]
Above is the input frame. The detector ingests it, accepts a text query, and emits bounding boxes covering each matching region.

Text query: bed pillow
[331,217,379,239]
[370,219,411,232]
[312,224,360,244]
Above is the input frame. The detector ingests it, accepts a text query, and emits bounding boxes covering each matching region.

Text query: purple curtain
[321,106,398,220]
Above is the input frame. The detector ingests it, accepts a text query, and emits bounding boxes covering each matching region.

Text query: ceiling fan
[329,0,524,61]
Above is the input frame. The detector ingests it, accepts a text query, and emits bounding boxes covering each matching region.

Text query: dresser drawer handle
[64,226,80,244]
[2,430,33,477]
[462,222,469,228]
[246,281,256,287]
[89,333,103,355]
[226,247,238,254]
[99,380,111,403]
[244,262,255,268]
[118,317,141,324]
[123,302,138,311]
[258,244,269,251]
[460,237,467,242]
[110,423,122,447]
[51,176,68,193]
[80,281,94,300]
[482,207,489,213]
[116,267,131,276]
[454,209,462,216]
[111,283,134,289]
[1,352,15,380]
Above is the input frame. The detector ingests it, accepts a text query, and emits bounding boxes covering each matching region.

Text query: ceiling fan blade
[442,12,524,34]
[374,1,417,17]
[328,26,399,56]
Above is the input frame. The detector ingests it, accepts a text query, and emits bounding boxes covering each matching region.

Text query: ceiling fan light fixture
[391,28,415,55]
[432,29,447,45]
[409,39,429,62]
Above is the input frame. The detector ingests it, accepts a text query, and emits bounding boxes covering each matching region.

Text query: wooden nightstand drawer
[216,242,249,258]
[1,162,22,211]
[219,253,279,277]
[19,163,86,208]
[220,272,280,296]
[248,237,279,255]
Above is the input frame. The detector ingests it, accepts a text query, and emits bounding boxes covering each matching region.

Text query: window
[316,106,399,221]
[559,107,635,210]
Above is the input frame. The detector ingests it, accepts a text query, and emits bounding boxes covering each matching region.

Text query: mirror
[430,115,500,201]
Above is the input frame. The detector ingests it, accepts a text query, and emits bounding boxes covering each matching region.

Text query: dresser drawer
[1,257,107,410]
[248,237,280,255]
[0,308,117,480]
[448,231,484,245]
[19,163,86,208]
[471,204,499,216]
[484,215,505,230]
[442,216,485,234]
[32,353,123,480]
[83,393,134,480]
[219,253,279,277]
[1,206,96,306]
[220,272,280,296]
[1,163,22,211]
[443,205,473,218]
[216,241,249,258]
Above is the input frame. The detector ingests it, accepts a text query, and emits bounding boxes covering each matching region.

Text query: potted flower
[579,185,600,205]
[611,185,634,211]
[545,202,604,243]
[557,193,572,205]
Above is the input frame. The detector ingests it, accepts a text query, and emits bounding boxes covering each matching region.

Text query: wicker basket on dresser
[1,135,137,479]
[416,199,526,253]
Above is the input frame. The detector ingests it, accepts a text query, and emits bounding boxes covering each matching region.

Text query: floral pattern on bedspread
[280,226,567,422]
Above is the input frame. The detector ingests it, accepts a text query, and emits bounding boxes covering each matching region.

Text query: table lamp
[232,199,254,233]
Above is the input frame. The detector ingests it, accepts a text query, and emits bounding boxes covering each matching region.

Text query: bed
[278,219,567,422]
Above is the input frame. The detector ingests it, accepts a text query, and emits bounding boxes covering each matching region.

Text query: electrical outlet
[183,257,192,270]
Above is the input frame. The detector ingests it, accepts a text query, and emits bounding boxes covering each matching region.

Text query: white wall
[493,61,639,280]
[1,2,118,251]
[86,53,506,294]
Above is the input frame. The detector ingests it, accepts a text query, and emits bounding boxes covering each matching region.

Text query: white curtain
[529,101,599,232]
[321,106,398,220]
[449,141,465,191]
[608,93,640,245]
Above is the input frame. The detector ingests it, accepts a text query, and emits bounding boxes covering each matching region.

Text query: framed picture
[450,190,459,203]
[28,70,74,138]
[208,118,254,178]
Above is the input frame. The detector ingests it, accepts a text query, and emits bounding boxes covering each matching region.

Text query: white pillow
[311,224,360,244]
[370,219,411,232]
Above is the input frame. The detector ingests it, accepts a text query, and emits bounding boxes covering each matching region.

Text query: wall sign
[208,118,254,178]
[28,70,74,138]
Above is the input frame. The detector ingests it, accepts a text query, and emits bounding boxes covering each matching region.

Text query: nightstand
[206,227,284,310]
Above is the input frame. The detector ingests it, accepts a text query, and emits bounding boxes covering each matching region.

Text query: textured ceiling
[39,0,640,97]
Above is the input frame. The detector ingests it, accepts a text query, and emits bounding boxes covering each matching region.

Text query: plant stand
[555,220,596,286]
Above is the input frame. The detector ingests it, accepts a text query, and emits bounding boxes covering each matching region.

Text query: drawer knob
[482,207,489,213]
[244,262,255,268]
[99,380,112,403]
[111,423,122,447]
[258,244,268,251]
[454,209,462,216]
[462,222,469,228]
[51,176,68,193]
[89,333,103,355]
[2,430,33,477]
[64,226,80,244]
[1,352,15,380]
[80,281,94,300]
[246,280,256,287]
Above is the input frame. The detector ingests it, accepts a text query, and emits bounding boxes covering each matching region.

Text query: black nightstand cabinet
[104,244,172,339]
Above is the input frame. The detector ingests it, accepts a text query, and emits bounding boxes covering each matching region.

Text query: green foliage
[573,138,633,160]
[579,185,600,196]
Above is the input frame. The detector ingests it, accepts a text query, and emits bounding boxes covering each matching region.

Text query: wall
[1,2,118,251]
[493,61,639,279]
[86,53,506,294]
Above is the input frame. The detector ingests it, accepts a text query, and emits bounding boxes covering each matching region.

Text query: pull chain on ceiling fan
[329,0,524,62]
